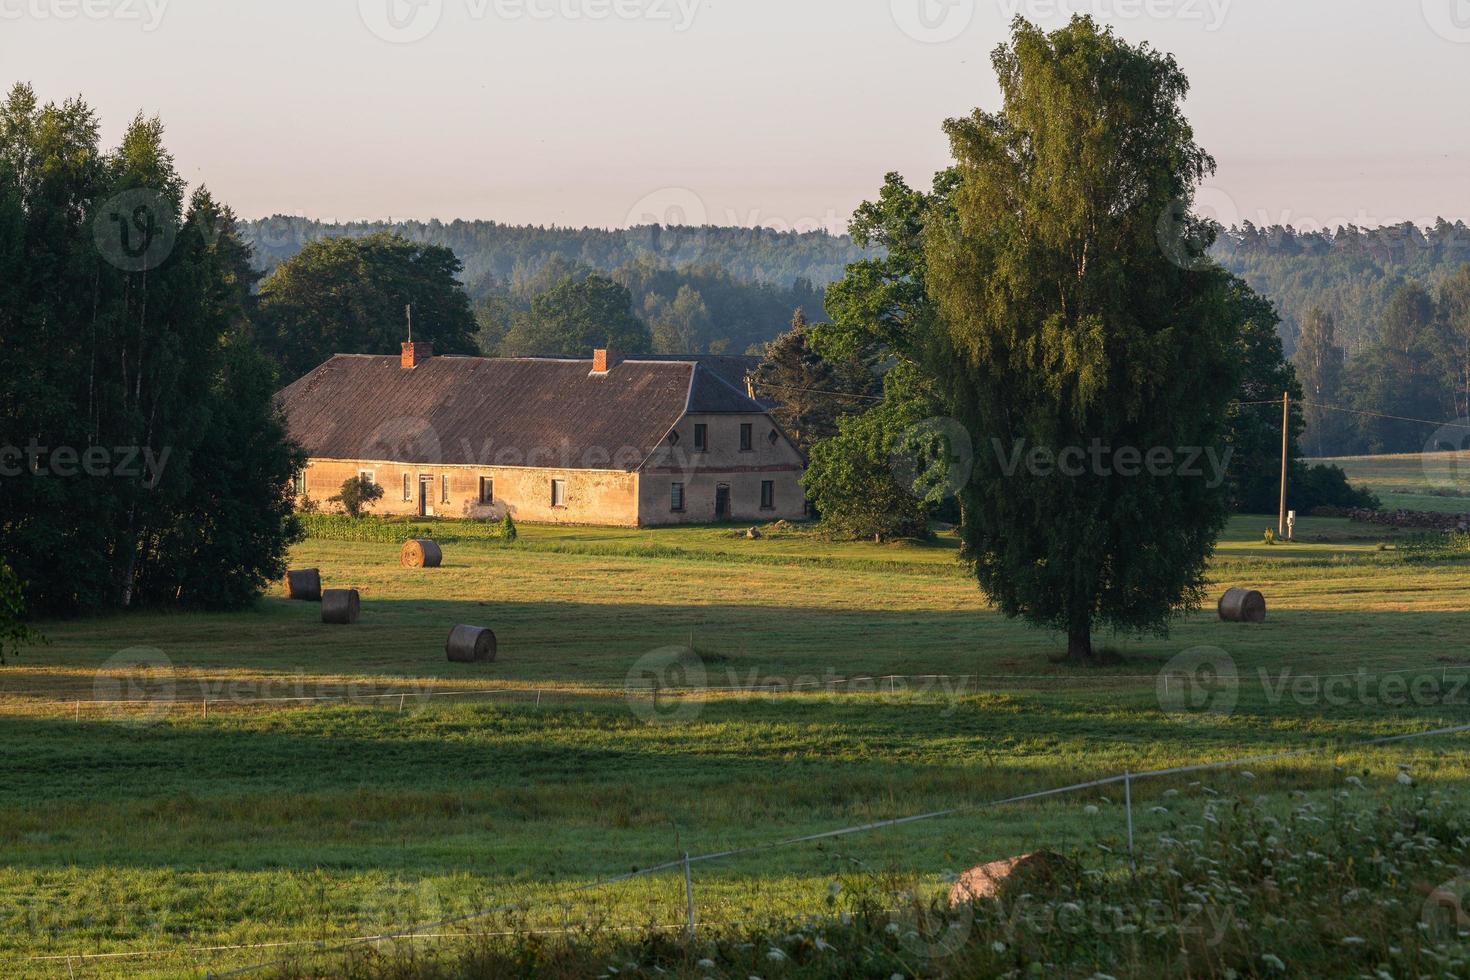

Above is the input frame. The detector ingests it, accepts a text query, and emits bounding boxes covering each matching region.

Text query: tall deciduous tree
[924,18,1243,662]
[1294,307,1346,456]
[256,232,478,382]
[0,83,302,613]
[498,273,651,357]
[1430,265,1470,423]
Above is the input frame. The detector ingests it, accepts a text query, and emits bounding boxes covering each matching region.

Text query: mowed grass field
[3,515,1469,978]
[1317,450,1470,512]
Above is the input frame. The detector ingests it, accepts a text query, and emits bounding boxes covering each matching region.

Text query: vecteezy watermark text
[1,442,171,487]
[0,0,169,31]
[993,439,1233,488]
[358,0,701,44]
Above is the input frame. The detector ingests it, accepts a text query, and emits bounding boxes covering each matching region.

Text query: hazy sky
[3,0,1467,232]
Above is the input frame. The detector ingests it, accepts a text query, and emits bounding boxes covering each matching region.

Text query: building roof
[276,354,769,471]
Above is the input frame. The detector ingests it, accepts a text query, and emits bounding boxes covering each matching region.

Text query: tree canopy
[0,83,302,614]
[256,232,479,382]
[497,273,651,357]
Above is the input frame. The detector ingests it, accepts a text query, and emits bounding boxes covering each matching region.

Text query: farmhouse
[276,344,807,526]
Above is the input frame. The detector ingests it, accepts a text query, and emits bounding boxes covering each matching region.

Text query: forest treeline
[239,218,855,358]
[1215,222,1470,456]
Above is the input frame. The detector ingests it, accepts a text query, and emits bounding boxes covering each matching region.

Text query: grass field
[1317,450,1470,512]
[4,516,1469,978]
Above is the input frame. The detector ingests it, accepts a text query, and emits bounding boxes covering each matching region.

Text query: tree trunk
[1065,623,1094,664]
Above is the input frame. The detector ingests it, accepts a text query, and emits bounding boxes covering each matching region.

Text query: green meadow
[3,515,1469,978]
[1317,450,1470,513]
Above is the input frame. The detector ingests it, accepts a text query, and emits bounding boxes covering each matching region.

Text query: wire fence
[55,717,1438,978]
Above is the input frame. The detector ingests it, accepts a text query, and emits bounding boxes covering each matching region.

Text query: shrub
[1294,463,1381,511]
[499,513,518,543]
[329,476,385,518]
[0,561,39,666]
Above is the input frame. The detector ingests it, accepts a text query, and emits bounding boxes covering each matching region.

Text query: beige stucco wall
[637,413,807,525]
[300,458,641,526]
[299,413,805,528]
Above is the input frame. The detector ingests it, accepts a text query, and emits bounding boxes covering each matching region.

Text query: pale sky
[3,0,1468,233]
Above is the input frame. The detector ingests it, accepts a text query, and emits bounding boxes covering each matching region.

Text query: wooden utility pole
[1278,391,1290,537]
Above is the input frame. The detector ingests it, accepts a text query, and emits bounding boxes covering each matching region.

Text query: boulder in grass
[284,568,322,602]
[948,851,1079,906]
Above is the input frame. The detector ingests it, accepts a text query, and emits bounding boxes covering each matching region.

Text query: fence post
[1124,770,1136,871]
[203,699,208,720]
[399,693,406,713]
[74,701,80,722]
[683,852,696,942]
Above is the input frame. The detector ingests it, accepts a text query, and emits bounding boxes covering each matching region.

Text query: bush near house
[329,477,386,518]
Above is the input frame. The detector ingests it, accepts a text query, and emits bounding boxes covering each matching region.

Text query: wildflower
[767,948,786,962]
[885,922,900,935]
[1397,772,1414,786]
[1261,953,1285,971]
[992,940,1006,953]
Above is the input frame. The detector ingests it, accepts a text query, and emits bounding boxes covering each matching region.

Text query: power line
[749,379,885,402]
[1299,400,1470,432]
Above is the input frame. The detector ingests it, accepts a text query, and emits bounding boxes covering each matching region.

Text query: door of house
[714,484,731,521]
[418,476,434,517]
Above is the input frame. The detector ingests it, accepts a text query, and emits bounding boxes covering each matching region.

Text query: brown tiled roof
[275,354,767,471]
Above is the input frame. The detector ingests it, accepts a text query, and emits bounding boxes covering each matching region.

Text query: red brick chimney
[591,348,622,374]
[401,341,434,369]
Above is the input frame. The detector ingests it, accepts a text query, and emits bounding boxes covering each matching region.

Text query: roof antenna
[406,304,413,344]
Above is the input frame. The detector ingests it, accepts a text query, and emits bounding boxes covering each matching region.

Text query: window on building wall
[479,477,494,505]
[441,475,450,503]
[551,479,567,507]
[359,470,375,485]
[740,423,753,451]
[671,482,685,512]
[294,470,307,496]
[760,480,775,510]
[403,473,412,501]
[694,424,708,452]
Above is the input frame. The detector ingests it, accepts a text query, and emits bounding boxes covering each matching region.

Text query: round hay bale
[446,625,496,664]
[284,568,322,602]
[1218,587,1267,623]
[321,589,361,625]
[401,539,443,569]
[948,851,1079,906]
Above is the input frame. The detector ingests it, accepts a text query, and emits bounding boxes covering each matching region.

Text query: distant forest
[240,216,1470,456]
[1214,221,1470,357]
[239,218,866,356]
